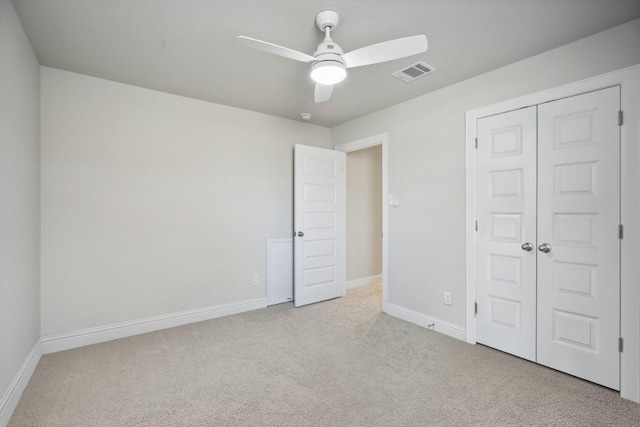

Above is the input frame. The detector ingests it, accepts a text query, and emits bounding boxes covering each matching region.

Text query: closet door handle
[538,243,552,253]
[521,242,534,251]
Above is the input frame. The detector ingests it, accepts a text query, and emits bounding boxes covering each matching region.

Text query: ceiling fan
[234,10,428,103]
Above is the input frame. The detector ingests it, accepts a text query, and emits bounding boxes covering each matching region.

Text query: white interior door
[537,87,621,390]
[475,107,538,361]
[294,144,346,307]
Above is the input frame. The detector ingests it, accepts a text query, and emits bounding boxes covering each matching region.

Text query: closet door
[475,107,537,361]
[537,87,620,390]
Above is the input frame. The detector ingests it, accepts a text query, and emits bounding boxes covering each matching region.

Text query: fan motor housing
[313,41,345,64]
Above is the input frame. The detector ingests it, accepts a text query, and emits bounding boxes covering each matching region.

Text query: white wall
[41,67,330,335]
[331,19,640,328]
[0,0,40,410]
[346,146,382,281]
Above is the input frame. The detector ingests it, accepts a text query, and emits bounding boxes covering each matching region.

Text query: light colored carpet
[9,284,640,426]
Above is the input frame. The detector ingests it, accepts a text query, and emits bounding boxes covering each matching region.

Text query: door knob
[521,242,534,252]
[297,231,304,237]
[538,243,552,253]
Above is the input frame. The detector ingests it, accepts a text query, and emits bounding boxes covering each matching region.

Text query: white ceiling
[13,0,640,127]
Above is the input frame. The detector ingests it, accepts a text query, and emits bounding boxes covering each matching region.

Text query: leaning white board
[266,238,293,306]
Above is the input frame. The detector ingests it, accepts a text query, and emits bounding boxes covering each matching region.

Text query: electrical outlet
[252,274,260,286]
[443,291,452,306]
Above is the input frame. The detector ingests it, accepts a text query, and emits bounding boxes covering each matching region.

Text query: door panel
[294,145,346,307]
[475,107,537,361]
[537,87,620,390]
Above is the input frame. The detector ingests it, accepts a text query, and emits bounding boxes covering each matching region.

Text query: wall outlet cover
[444,291,452,306]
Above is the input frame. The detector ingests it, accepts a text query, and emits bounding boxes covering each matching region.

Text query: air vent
[391,61,436,83]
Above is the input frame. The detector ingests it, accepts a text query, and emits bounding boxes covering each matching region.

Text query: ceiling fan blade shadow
[234,36,316,63]
[343,35,428,68]
[315,83,334,103]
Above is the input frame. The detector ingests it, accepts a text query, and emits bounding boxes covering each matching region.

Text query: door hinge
[474,301,478,316]
[619,337,624,353]
[475,220,478,231]
[475,138,478,149]
[618,110,623,126]
[618,224,624,239]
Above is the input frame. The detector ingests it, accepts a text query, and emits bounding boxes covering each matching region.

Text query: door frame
[335,133,389,313]
[465,65,640,402]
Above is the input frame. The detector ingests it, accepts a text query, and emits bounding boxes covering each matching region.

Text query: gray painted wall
[40,67,331,335]
[0,0,41,407]
[331,19,640,327]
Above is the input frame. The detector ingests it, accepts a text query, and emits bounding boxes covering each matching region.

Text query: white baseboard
[386,303,465,341]
[0,340,42,427]
[40,297,268,355]
[0,297,267,425]
[346,274,382,290]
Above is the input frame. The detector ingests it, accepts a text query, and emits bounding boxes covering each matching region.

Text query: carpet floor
[9,284,640,426]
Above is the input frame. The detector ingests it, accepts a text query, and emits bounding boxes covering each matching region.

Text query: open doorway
[335,133,389,312]
[346,146,382,291]
[268,135,388,310]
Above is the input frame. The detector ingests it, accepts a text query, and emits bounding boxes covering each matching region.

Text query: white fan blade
[342,35,428,68]
[234,36,316,63]
[314,83,334,103]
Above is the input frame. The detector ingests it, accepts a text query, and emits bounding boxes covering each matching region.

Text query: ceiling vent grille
[391,61,436,83]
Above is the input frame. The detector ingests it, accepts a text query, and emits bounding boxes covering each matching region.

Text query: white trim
[335,133,390,313]
[0,340,42,427]
[386,303,466,341]
[346,274,382,290]
[335,134,385,153]
[40,298,267,355]
[465,64,640,402]
[465,104,478,347]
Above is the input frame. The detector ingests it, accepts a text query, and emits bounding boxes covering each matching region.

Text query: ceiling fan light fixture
[235,10,428,103]
[310,61,346,85]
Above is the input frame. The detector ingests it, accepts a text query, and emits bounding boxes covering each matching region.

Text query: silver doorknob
[521,242,534,252]
[297,231,304,237]
[538,243,552,253]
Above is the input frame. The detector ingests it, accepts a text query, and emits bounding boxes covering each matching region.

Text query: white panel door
[537,87,620,389]
[294,145,346,307]
[475,107,538,361]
